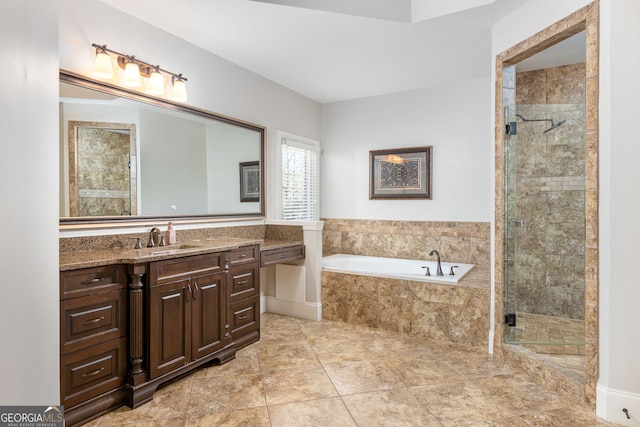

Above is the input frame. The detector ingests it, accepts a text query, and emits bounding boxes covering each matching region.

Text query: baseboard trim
[597,383,640,426]
[264,296,321,321]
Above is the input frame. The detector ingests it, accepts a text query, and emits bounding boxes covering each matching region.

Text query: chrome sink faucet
[429,249,444,276]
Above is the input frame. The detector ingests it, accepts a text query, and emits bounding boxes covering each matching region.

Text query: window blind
[281,137,319,221]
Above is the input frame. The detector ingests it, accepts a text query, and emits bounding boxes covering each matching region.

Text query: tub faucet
[429,250,444,276]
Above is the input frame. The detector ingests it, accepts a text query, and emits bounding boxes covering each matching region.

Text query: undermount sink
[133,243,204,256]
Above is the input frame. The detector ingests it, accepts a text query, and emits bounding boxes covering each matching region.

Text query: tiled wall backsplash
[322,219,491,268]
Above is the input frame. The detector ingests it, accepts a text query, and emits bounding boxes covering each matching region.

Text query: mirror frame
[60,70,266,225]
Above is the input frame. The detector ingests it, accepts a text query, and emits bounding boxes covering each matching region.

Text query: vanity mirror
[60,70,265,224]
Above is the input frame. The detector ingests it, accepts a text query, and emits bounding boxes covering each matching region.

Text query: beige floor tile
[262,365,338,406]
[439,416,530,427]
[95,376,192,425]
[268,397,357,427]
[187,373,266,415]
[191,346,260,379]
[342,388,443,427]
[519,405,621,426]
[256,340,321,372]
[184,406,270,427]
[410,380,515,423]
[443,353,517,379]
[382,351,465,387]
[322,359,403,395]
[97,419,186,427]
[90,313,619,427]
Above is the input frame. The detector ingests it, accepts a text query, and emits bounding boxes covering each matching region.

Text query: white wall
[139,109,208,215]
[597,0,640,424]
[58,0,322,224]
[321,78,492,221]
[493,0,640,424]
[207,122,262,214]
[0,1,60,405]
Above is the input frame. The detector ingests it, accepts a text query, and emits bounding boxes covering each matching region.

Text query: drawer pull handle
[238,315,248,320]
[81,367,105,378]
[193,281,198,300]
[239,254,247,258]
[280,254,287,258]
[238,280,249,285]
[82,316,105,326]
[81,277,103,285]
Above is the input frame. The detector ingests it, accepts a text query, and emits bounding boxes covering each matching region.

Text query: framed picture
[369,146,432,199]
[239,161,260,202]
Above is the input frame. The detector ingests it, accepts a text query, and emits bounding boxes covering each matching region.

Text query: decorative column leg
[128,263,146,385]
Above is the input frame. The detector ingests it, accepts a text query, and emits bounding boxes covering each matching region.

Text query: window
[280,136,319,221]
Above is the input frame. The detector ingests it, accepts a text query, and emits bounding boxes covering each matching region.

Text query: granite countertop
[60,237,303,271]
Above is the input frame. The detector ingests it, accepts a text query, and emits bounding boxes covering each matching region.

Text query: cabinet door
[149,278,191,379]
[191,272,227,360]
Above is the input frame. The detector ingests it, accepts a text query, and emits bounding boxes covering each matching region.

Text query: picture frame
[369,146,432,199]
[239,161,260,202]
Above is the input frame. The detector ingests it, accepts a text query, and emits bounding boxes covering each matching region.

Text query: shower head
[543,119,566,133]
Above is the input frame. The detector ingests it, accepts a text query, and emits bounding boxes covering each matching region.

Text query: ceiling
[99,0,582,104]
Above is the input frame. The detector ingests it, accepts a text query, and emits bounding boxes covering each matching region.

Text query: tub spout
[429,250,444,276]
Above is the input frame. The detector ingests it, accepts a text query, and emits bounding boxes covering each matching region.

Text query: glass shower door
[502,64,586,375]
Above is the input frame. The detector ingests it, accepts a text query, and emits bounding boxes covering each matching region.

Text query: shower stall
[502,61,586,377]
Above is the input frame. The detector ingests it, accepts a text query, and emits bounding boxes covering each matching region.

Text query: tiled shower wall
[505,63,586,320]
[322,219,490,268]
[73,127,134,217]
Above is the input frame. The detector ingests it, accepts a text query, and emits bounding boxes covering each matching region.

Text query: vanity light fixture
[147,66,165,95]
[92,45,114,79]
[91,43,188,101]
[170,75,188,102]
[121,57,142,87]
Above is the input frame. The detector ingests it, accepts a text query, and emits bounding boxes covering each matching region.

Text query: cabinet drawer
[229,245,259,266]
[229,264,259,303]
[260,245,305,267]
[229,295,259,338]
[61,337,127,409]
[150,253,224,283]
[61,289,127,355]
[61,265,127,300]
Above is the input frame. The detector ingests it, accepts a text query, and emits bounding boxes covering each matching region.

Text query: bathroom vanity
[59,237,304,426]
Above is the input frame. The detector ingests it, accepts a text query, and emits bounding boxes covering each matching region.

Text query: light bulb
[147,70,164,95]
[93,50,113,79]
[171,78,188,102]
[122,61,142,87]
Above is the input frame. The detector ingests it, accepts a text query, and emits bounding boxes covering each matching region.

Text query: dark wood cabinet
[60,265,128,426]
[60,243,279,425]
[148,255,227,379]
[228,245,260,347]
[260,244,305,267]
[148,277,191,378]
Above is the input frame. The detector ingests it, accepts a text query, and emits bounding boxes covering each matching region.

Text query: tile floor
[506,312,586,378]
[88,313,617,426]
